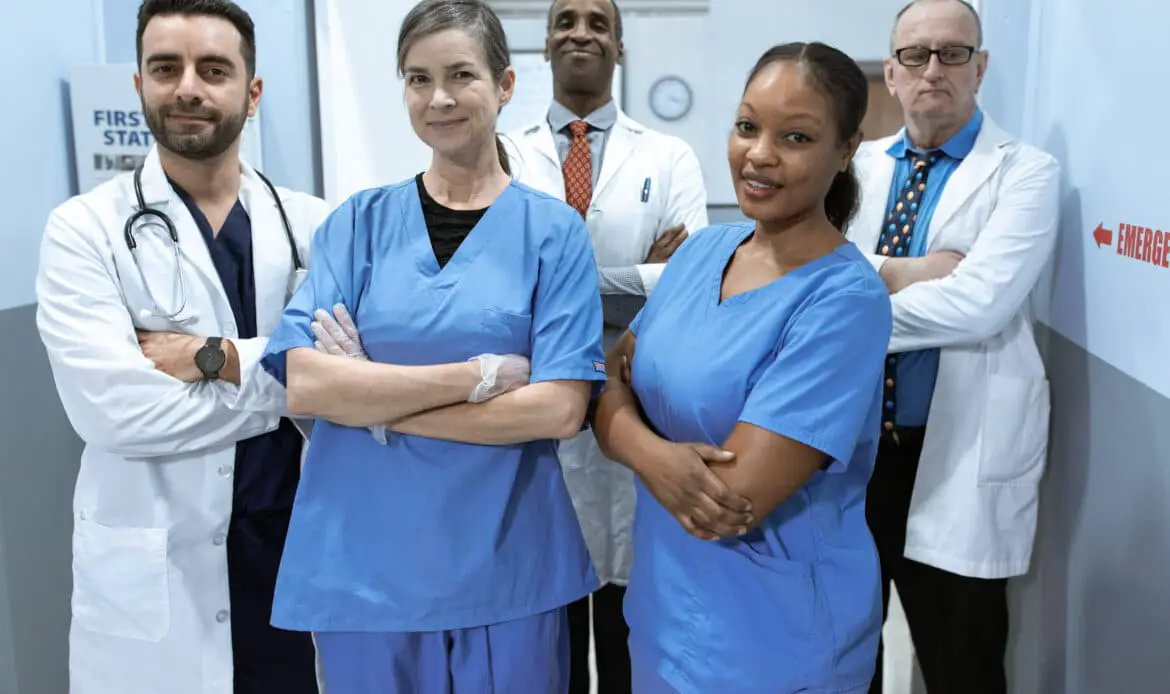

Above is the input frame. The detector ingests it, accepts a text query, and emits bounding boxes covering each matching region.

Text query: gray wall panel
[1008,324,1170,694]
[0,530,15,694]
[0,304,82,694]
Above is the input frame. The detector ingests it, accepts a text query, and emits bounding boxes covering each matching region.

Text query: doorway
[860,65,905,141]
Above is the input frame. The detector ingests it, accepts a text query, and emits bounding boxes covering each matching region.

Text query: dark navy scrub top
[171,182,318,694]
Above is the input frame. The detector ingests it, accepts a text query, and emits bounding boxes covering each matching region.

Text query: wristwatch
[194,337,227,380]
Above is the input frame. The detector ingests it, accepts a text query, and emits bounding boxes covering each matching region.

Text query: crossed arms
[285,307,590,445]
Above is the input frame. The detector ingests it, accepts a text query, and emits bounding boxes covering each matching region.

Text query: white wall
[632,0,906,204]
[315,0,909,205]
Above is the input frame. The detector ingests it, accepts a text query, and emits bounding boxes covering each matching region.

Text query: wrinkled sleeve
[529,210,608,394]
[738,287,892,472]
[261,198,360,387]
[35,205,273,458]
[218,196,333,413]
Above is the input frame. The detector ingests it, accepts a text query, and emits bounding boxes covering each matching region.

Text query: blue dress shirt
[883,108,983,427]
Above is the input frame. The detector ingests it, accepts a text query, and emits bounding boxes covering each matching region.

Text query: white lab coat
[35,147,331,694]
[845,115,1061,580]
[505,109,708,585]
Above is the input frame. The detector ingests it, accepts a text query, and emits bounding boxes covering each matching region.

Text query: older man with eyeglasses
[843,1,1061,693]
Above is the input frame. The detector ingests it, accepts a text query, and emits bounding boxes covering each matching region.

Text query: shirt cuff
[598,266,645,295]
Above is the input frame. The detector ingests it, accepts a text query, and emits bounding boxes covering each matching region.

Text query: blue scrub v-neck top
[623,223,892,693]
[261,178,606,633]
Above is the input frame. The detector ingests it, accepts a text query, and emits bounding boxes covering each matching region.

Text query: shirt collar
[547,99,618,134]
[887,107,983,160]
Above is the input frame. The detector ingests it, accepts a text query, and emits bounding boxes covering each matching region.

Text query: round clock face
[650,76,693,122]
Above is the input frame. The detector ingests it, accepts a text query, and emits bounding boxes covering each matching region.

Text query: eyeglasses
[894,45,977,67]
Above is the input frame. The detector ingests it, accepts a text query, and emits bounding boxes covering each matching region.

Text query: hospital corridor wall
[980,0,1170,692]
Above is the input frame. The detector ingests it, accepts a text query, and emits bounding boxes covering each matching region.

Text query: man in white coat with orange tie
[505,1,708,692]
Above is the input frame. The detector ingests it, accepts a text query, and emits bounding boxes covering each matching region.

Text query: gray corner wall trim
[0,528,15,694]
[1008,323,1170,694]
[0,303,81,694]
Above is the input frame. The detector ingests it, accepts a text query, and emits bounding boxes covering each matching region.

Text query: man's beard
[143,97,248,161]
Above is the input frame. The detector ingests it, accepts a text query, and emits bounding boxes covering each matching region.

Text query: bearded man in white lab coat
[34,1,330,692]
[845,2,1060,693]
[505,1,709,692]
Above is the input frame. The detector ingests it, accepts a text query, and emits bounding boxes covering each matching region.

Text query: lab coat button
[218,465,233,477]
[213,534,226,546]
[224,326,237,338]
[216,610,229,623]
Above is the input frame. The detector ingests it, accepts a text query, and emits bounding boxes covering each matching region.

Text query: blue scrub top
[260,179,607,633]
[623,223,891,693]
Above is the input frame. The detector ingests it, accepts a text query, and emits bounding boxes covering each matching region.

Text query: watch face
[196,346,226,374]
[650,76,693,122]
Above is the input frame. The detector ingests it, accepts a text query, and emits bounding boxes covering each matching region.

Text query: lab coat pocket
[72,517,170,641]
[481,307,533,355]
[977,375,1050,486]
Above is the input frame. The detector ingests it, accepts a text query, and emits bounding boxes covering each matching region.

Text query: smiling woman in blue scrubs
[257,1,606,693]
[593,43,893,693]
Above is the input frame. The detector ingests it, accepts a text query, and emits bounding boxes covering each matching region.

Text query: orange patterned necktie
[562,120,592,218]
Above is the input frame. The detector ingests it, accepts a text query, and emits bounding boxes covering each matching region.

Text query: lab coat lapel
[136,147,232,327]
[239,164,293,336]
[852,140,898,254]
[518,120,567,199]
[926,118,1008,250]
[593,114,638,204]
[530,120,561,172]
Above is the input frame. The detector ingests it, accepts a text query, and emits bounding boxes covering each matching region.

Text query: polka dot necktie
[877,151,939,439]
[562,120,592,219]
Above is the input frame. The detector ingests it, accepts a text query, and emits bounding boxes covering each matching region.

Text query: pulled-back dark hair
[397,0,512,176]
[744,42,869,231]
[136,0,256,78]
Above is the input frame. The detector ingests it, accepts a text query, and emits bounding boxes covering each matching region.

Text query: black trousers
[228,511,319,694]
[568,583,632,694]
[866,428,1009,694]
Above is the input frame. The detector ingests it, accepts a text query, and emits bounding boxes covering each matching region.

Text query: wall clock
[649,75,693,122]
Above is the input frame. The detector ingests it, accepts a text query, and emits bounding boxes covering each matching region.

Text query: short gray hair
[890,0,983,52]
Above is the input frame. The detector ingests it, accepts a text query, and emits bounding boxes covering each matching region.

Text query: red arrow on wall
[1093,223,1113,248]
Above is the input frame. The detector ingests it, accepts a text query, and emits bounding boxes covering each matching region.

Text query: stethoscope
[123,161,306,323]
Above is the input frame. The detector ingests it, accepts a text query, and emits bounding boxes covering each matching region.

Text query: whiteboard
[497,51,623,134]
